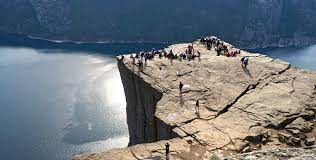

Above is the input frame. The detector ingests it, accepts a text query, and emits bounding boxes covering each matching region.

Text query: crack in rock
[216,82,260,117]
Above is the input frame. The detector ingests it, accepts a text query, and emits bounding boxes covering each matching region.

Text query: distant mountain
[1,0,316,48]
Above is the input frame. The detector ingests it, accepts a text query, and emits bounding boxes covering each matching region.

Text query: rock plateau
[73,39,316,160]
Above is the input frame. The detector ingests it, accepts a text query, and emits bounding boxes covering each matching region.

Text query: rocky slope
[28,0,72,35]
[225,146,316,160]
[72,39,316,159]
[239,0,316,48]
[72,145,316,160]
[1,0,316,48]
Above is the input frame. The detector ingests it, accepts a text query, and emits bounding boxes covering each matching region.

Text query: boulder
[287,129,300,136]
[305,137,315,146]
[286,117,314,133]
[290,137,301,145]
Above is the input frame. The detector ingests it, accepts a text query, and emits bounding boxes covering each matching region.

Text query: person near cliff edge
[243,56,249,68]
[140,51,144,61]
[144,53,148,65]
[159,52,163,59]
[241,56,245,67]
[165,143,170,160]
[132,55,136,65]
[138,56,143,68]
[169,50,174,64]
[120,55,125,61]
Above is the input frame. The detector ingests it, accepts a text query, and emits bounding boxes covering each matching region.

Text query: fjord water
[0,33,167,160]
[0,50,129,160]
[254,45,316,71]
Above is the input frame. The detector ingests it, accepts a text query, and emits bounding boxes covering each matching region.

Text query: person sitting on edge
[232,51,237,57]
[174,54,178,60]
[159,52,163,59]
[200,37,206,44]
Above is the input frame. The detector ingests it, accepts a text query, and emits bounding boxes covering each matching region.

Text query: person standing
[179,82,184,93]
[144,53,148,65]
[165,143,170,160]
[241,56,245,67]
[132,56,136,65]
[243,57,249,68]
[195,99,200,116]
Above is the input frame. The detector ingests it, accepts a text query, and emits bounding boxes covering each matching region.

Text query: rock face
[239,0,316,48]
[72,39,316,159]
[225,146,316,160]
[117,61,176,146]
[28,0,72,34]
[1,0,316,48]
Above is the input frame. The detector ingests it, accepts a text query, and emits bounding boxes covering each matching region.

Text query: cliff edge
[73,39,316,160]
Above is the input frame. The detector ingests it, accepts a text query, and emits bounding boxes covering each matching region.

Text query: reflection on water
[0,32,168,160]
[0,48,128,160]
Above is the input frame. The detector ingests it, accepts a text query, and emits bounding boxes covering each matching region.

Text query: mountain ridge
[1,0,316,49]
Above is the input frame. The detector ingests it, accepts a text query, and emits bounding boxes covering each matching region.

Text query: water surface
[253,44,316,71]
[0,48,129,160]
[0,33,167,160]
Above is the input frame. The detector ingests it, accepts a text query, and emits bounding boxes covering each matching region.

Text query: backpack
[244,57,249,65]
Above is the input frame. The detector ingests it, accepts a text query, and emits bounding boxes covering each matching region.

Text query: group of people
[179,44,201,61]
[200,36,250,67]
[200,36,243,58]
[120,36,250,121]
[224,49,241,57]
[120,44,202,68]
[200,36,216,50]
[160,44,200,62]
[200,36,227,55]
[120,49,159,68]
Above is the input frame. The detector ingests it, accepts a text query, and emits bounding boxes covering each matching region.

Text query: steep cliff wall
[239,0,316,48]
[117,60,176,146]
[28,0,72,34]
